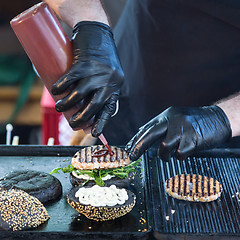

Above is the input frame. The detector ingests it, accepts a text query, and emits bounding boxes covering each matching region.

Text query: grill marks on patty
[72,146,130,170]
[74,145,128,163]
[165,174,222,202]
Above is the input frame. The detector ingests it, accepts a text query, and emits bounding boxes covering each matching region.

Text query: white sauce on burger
[75,185,128,207]
[72,171,114,181]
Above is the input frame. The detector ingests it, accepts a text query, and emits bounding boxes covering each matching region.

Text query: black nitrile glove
[126,106,232,161]
[51,21,124,137]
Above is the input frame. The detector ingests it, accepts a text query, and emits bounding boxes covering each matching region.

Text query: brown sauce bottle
[10,2,93,131]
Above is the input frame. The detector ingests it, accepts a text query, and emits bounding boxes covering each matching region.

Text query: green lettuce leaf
[49,159,142,186]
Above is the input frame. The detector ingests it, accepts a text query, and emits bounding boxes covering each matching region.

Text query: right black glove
[126,106,232,161]
[51,21,124,137]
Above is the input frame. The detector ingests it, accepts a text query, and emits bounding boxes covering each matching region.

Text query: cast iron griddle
[1,144,240,240]
[144,146,240,240]
[0,146,152,240]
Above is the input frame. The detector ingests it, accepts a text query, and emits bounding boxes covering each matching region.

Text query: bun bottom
[67,186,136,221]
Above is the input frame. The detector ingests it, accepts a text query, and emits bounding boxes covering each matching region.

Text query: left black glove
[51,21,124,137]
[125,106,232,161]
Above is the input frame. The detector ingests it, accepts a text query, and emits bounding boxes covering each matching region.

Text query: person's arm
[216,92,240,137]
[44,0,109,28]
[126,92,240,161]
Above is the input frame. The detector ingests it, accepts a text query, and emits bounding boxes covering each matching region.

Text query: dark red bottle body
[10,2,92,138]
[10,2,72,97]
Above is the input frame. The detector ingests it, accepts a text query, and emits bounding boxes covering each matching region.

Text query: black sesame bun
[0,170,62,203]
[0,188,50,231]
[67,185,136,221]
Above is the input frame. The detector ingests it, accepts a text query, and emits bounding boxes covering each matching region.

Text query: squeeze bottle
[10,2,93,133]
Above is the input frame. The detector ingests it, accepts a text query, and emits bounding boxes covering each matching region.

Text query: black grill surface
[144,148,240,236]
[1,145,240,239]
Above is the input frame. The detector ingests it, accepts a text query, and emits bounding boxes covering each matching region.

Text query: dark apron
[103,0,240,145]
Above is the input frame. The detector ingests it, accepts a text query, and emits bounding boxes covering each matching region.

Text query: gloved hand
[51,21,124,137]
[125,106,232,161]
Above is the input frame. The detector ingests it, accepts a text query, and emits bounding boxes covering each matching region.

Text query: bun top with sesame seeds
[0,188,50,231]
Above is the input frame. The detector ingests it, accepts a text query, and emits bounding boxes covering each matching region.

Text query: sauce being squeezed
[105,144,114,156]
[92,149,110,158]
[91,146,114,158]
[98,134,114,156]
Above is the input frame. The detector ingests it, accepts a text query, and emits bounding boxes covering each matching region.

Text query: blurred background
[0,0,126,145]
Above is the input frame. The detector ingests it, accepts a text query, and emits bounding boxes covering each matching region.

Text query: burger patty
[72,145,130,170]
[165,174,222,202]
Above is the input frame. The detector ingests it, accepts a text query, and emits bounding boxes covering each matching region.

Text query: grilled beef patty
[72,145,130,170]
[165,174,222,202]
